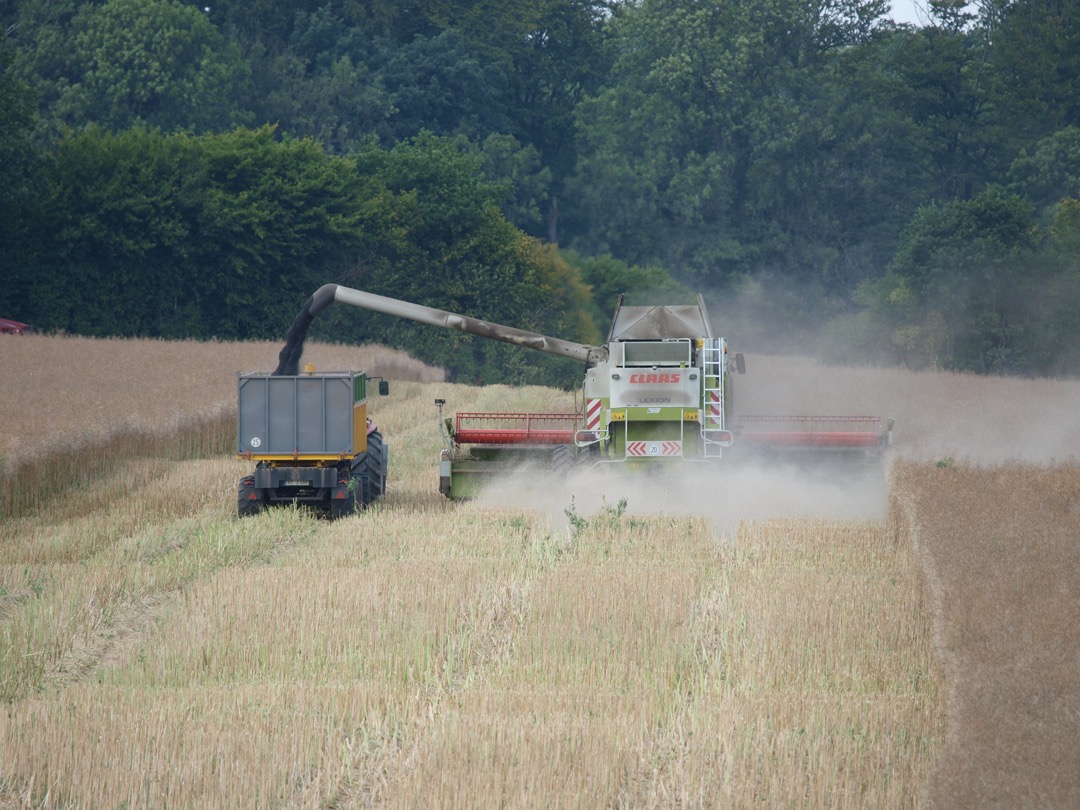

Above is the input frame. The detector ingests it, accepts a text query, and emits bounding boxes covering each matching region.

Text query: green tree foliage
[70,0,252,132]
[826,181,1080,377]
[246,44,394,156]
[313,132,597,385]
[0,44,41,320]
[194,0,449,46]
[0,46,34,199]
[195,0,327,46]
[0,0,16,30]
[374,30,511,143]
[473,134,553,234]
[889,23,997,201]
[984,0,1080,150]
[191,127,380,338]
[1008,127,1080,215]
[241,13,518,154]
[1036,196,1080,373]
[26,127,202,336]
[209,0,609,235]
[825,187,1052,373]
[9,120,595,383]
[240,6,394,156]
[7,0,87,141]
[22,127,374,338]
[499,0,613,241]
[561,250,692,332]
[565,0,897,283]
[7,0,1080,380]
[10,0,251,137]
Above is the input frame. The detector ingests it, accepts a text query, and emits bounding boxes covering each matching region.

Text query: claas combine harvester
[262,283,892,501]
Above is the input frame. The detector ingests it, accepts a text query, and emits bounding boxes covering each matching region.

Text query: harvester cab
[573,294,740,463]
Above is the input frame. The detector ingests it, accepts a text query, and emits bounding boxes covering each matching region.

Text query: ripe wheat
[4,336,1076,806]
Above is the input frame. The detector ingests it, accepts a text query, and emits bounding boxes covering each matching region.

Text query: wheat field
[1,334,1078,808]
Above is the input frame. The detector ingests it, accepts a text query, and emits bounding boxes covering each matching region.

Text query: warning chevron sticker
[626,441,682,457]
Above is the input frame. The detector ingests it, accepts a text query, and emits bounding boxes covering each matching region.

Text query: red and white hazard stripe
[586,398,602,431]
[708,391,723,427]
[626,441,682,457]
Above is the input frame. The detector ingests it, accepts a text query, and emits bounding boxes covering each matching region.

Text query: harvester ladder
[700,338,731,458]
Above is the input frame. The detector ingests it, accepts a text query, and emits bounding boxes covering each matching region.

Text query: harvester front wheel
[552,444,577,477]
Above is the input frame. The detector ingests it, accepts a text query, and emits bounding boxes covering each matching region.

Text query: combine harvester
[274,284,892,499]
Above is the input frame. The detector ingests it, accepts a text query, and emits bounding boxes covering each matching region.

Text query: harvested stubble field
[1,334,1078,808]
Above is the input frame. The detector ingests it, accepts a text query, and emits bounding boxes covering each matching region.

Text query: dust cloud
[477,457,887,538]
[734,354,1080,466]
[475,354,1080,534]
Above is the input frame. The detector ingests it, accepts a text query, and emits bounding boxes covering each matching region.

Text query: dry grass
[0,470,937,807]
[0,335,443,517]
[2,339,1076,807]
[890,460,1080,808]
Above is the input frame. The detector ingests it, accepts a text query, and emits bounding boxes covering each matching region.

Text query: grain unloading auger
[280,284,892,499]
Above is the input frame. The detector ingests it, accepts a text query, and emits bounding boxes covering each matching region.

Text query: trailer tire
[238,498,265,518]
[237,475,265,517]
[330,473,367,519]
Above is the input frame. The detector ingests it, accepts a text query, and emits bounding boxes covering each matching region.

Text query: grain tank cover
[607,295,713,342]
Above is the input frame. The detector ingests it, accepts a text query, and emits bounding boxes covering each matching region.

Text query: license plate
[285,480,308,487]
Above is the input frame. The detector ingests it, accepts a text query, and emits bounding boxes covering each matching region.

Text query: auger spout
[274,283,607,375]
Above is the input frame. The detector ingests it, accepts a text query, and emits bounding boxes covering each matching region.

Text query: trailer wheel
[237,475,265,517]
[238,497,265,517]
[330,473,366,519]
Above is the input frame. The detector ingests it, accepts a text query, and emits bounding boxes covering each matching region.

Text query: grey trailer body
[236,370,387,518]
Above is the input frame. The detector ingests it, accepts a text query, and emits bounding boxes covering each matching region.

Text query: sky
[890,0,933,26]
[890,1,981,26]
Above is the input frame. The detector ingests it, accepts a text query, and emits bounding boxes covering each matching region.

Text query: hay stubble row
[2,334,1078,807]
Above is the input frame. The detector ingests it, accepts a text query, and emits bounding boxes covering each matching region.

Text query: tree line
[2,0,1079,381]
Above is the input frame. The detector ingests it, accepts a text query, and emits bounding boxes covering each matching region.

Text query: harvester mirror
[378,380,390,396]
[734,352,746,374]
